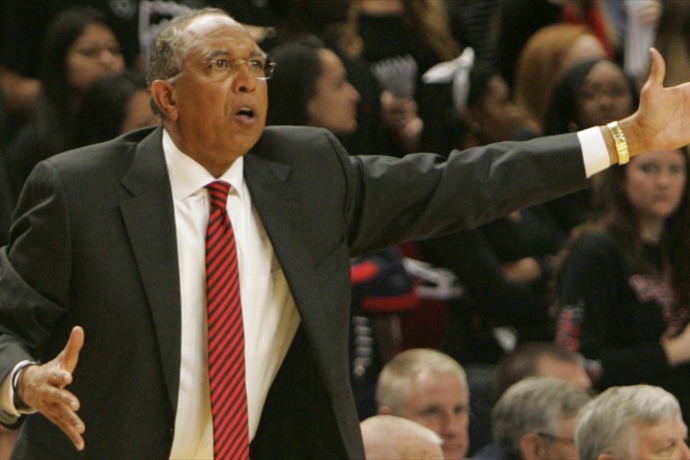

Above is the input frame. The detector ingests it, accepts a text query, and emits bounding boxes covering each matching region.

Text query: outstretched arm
[611,48,690,162]
[16,326,85,451]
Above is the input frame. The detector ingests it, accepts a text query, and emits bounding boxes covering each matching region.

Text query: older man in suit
[0,7,689,459]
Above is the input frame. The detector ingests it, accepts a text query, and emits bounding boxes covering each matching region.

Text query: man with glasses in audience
[491,377,590,460]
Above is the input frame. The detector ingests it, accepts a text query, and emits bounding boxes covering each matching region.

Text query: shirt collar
[162,129,245,200]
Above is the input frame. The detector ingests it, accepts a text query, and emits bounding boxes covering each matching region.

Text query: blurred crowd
[1,0,690,459]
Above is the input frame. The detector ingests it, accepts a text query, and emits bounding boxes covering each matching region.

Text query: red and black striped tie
[205,180,249,460]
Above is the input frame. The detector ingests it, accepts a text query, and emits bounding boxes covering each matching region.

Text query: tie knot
[206,180,231,211]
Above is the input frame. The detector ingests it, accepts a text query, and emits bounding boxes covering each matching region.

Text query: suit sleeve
[347,133,588,255]
[0,161,72,390]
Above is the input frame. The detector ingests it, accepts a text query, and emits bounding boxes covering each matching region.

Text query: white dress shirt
[162,131,300,459]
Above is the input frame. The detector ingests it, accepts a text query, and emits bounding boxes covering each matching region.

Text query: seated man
[472,342,593,458]
[376,348,469,459]
[360,414,444,459]
[576,384,690,460]
[492,376,590,460]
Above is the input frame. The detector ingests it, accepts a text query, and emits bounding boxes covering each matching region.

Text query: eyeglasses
[168,55,276,83]
[536,433,575,445]
[227,56,276,80]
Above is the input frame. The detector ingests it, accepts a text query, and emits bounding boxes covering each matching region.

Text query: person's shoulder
[470,441,504,460]
[261,125,332,141]
[255,126,342,155]
[48,126,158,170]
[575,230,617,247]
[570,230,624,259]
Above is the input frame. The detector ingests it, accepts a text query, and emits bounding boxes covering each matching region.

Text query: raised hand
[17,326,85,451]
[622,48,690,155]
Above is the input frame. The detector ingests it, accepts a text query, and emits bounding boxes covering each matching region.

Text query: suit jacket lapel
[119,128,182,411]
[245,146,357,453]
[112,132,340,415]
[244,155,332,336]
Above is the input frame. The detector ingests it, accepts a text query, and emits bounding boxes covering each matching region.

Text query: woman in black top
[555,146,690,425]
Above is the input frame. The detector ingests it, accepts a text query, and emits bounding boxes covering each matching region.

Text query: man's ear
[518,433,544,460]
[150,79,178,121]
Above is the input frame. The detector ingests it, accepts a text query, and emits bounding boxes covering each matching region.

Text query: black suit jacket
[0,126,587,458]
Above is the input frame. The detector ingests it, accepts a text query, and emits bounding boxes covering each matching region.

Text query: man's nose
[441,412,467,435]
[232,66,257,93]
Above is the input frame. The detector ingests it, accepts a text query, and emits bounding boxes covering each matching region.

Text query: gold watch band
[606,121,629,165]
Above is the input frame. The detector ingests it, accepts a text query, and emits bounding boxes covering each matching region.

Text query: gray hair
[361,415,444,460]
[147,7,231,85]
[376,348,468,413]
[576,385,682,460]
[146,7,234,117]
[492,376,591,460]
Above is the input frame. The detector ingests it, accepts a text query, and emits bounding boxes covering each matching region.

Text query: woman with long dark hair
[5,6,125,198]
[555,146,690,425]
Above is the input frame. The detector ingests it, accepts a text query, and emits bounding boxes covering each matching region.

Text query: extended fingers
[23,368,78,408]
[42,395,85,451]
[27,382,84,450]
[17,328,87,451]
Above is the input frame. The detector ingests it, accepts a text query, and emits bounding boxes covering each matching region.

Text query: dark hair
[419,60,503,153]
[466,62,501,109]
[266,36,325,126]
[560,148,690,313]
[74,71,148,146]
[36,6,116,151]
[544,58,638,135]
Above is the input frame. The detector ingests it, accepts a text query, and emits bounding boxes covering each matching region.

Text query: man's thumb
[60,326,84,373]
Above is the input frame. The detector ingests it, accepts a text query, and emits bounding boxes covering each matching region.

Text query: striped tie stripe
[205,181,249,460]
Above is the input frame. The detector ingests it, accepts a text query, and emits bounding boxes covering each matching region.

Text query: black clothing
[556,231,690,426]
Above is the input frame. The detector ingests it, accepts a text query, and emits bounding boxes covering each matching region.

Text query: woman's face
[306,49,360,135]
[67,22,125,93]
[465,75,522,143]
[626,148,687,225]
[577,60,634,128]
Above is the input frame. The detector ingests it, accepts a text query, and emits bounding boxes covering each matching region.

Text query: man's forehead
[411,372,469,396]
[183,14,257,53]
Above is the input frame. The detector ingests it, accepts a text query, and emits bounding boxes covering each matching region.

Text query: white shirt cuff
[1,360,37,417]
[578,126,610,178]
